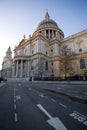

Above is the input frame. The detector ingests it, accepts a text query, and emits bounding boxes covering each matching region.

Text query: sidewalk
[33,80,87,85]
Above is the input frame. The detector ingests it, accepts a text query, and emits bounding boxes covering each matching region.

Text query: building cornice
[61,29,87,43]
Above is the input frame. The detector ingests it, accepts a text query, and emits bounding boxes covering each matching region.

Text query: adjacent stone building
[1,11,87,80]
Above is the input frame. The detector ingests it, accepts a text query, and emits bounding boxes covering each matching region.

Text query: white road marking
[37,104,67,130]
[18,84,21,86]
[69,111,87,126]
[51,98,56,102]
[39,93,48,98]
[59,103,67,108]
[15,95,21,100]
[14,99,16,103]
[37,104,52,119]
[57,88,62,90]
[15,113,18,122]
[14,104,16,109]
[28,88,32,91]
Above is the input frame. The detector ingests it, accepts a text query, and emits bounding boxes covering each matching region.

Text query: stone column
[52,30,54,38]
[20,60,23,78]
[27,61,30,77]
[12,62,15,77]
[25,61,27,77]
[26,61,29,77]
[49,30,50,39]
[16,60,18,77]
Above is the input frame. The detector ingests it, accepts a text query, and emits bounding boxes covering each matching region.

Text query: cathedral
[1,11,87,81]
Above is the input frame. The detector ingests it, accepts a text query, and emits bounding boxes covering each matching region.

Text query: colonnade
[46,30,56,39]
[13,60,30,78]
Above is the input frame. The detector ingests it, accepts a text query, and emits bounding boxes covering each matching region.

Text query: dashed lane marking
[57,88,62,90]
[14,99,16,103]
[28,88,32,91]
[18,84,21,86]
[59,103,67,108]
[39,93,48,98]
[15,113,18,122]
[14,104,16,110]
[51,98,56,102]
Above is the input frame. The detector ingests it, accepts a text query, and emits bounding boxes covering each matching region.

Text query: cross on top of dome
[45,9,50,19]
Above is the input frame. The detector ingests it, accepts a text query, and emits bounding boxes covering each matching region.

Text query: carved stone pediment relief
[76,38,83,46]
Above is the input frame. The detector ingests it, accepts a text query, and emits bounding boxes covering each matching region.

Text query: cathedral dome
[37,10,58,30]
[38,19,58,27]
[33,10,64,40]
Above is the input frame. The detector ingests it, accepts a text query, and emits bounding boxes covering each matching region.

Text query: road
[0,82,87,130]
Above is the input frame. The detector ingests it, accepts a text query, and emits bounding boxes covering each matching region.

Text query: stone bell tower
[2,46,12,79]
[6,46,12,59]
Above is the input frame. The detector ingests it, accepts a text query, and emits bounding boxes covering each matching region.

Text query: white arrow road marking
[37,104,67,130]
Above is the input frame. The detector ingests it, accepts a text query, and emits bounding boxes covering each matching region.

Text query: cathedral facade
[1,11,87,81]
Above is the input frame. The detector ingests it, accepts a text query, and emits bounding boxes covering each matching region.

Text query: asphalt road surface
[0,82,87,130]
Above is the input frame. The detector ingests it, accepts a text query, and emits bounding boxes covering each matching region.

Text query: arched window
[80,59,86,69]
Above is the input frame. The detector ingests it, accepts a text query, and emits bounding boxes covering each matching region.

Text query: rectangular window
[52,69,54,73]
[45,61,48,70]
[51,62,53,66]
[80,59,86,69]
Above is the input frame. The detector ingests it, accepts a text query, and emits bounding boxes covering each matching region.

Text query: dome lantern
[45,10,50,19]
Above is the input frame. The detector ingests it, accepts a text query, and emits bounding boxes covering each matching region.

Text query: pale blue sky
[0,0,87,69]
